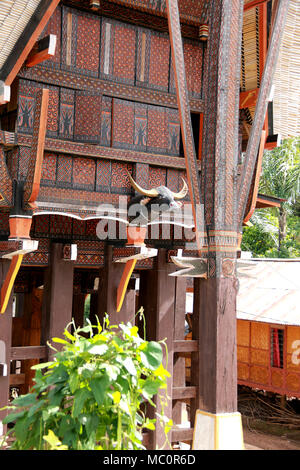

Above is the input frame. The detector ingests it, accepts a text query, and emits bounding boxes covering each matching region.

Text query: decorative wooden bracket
[24,88,49,206]
[25,34,57,68]
[116,226,155,312]
[169,249,207,278]
[0,239,38,314]
[239,88,259,109]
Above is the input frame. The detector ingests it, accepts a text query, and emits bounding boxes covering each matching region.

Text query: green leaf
[69,371,80,394]
[142,378,161,397]
[52,337,69,345]
[12,393,37,408]
[2,409,26,424]
[90,376,109,406]
[122,356,137,376]
[87,344,108,355]
[72,388,91,418]
[31,361,54,370]
[140,341,163,370]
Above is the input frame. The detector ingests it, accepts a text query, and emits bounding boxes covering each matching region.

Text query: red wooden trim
[243,130,266,223]
[264,141,277,150]
[239,89,259,109]
[244,0,269,11]
[24,88,49,204]
[256,196,281,208]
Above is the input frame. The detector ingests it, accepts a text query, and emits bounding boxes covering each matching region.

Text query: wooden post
[191,277,238,416]
[97,245,136,327]
[41,243,75,359]
[138,249,176,450]
[0,259,14,435]
[172,277,187,424]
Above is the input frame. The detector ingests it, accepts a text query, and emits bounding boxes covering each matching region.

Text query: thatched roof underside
[273,0,300,139]
[0,0,42,70]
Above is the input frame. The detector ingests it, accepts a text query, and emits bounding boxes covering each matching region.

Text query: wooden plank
[41,243,75,360]
[171,427,194,442]
[9,373,25,386]
[174,340,198,352]
[172,386,196,400]
[173,277,187,424]
[10,346,47,361]
[25,34,57,67]
[138,250,176,450]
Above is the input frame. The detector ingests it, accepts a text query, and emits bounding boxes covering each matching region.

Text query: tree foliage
[1,313,172,450]
[242,137,300,258]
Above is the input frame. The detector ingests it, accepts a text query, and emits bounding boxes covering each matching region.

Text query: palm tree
[259,137,300,253]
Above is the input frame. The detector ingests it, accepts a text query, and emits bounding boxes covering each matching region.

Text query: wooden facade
[0,0,291,449]
[237,320,300,399]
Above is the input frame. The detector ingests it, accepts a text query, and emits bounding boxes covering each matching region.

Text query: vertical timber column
[97,245,136,326]
[172,277,187,424]
[139,250,176,450]
[42,243,75,359]
[190,0,245,450]
[0,260,13,435]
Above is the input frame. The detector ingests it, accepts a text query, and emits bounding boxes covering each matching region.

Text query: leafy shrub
[1,313,172,450]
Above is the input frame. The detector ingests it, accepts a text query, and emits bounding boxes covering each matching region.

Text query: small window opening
[271,328,284,369]
[179,112,201,158]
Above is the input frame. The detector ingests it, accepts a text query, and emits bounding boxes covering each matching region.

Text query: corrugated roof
[236,259,300,326]
[185,259,300,327]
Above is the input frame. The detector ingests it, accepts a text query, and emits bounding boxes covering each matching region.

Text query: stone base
[192,410,244,450]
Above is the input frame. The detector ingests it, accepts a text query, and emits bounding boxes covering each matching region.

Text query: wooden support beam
[239,88,259,109]
[190,276,238,418]
[166,0,203,251]
[0,259,14,434]
[171,427,194,443]
[174,340,198,353]
[10,346,47,361]
[97,245,136,327]
[24,88,49,206]
[41,243,75,359]
[25,34,57,68]
[173,277,187,424]
[237,0,290,226]
[243,130,266,224]
[138,249,176,449]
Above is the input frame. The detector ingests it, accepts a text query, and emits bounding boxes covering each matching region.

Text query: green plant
[1,312,172,450]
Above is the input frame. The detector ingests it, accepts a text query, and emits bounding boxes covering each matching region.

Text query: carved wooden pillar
[0,259,14,435]
[138,249,176,450]
[97,245,136,327]
[41,243,75,359]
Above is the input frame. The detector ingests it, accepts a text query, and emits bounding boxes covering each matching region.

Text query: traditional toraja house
[0,0,293,450]
[236,259,300,400]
